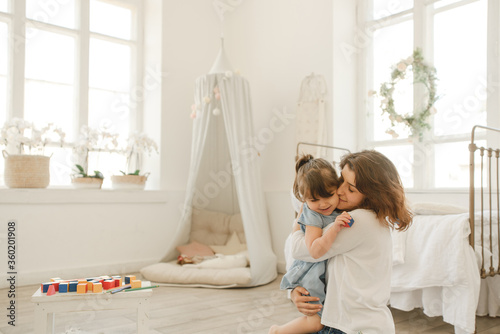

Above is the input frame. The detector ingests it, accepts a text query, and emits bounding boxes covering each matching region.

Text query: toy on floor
[40,274,143,295]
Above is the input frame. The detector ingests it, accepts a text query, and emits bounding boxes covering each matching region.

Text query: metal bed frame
[469,125,500,278]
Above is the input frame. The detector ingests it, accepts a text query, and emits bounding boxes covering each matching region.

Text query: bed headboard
[469,125,500,278]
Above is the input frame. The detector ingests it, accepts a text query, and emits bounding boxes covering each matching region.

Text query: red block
[102,280,115,290]
[47,284,56,296]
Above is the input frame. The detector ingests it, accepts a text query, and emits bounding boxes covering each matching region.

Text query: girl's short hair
[293,154,339,202]
[340,150,413,231]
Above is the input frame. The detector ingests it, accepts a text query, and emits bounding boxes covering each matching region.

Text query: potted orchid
[0,118,65,188]
[111,133,158,190]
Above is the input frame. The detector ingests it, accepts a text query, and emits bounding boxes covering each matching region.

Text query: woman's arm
[291,209,376,262]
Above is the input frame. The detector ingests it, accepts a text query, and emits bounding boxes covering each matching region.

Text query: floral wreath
[369,48,438,140]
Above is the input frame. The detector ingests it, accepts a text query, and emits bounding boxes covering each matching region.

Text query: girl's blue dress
[280,204,340,316]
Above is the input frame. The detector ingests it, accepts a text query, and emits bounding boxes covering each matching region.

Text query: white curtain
[164,73,277,287]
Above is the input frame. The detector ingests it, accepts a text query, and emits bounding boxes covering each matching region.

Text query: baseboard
[0,258,159,289]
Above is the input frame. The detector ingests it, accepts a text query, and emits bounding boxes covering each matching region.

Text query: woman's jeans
[317,327,347,334]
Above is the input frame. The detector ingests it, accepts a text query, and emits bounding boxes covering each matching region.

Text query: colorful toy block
[124,275,136,284]
[50,277,62,282]
[131,280,142,289]
[51,282,60,292]
[69,281,78,292]
[41,283,52,293]
[77,283,88,294]
[59,282,68,293]
[113,277,122,287]
[102,280,115,290]
[92,282,103,293]
[47,284,56,296]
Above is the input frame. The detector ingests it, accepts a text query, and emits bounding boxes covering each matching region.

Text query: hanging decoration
[369,48,438,140]
[189,71,242,120]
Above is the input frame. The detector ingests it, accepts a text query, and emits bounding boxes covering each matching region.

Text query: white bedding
[389,206,500,334]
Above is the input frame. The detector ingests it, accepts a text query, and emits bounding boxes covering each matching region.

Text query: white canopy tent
[150,42,277,287]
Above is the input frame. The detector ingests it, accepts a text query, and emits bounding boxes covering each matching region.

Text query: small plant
[74,164,104,179]
[120,169,140,175]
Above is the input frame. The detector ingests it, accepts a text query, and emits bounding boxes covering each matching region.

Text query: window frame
[2,0,145,187]
[358,0,497,191]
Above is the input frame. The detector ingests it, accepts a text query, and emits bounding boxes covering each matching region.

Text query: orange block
[77,283,88,294]
[92,282,103,293]
[124,275,136,284]
[131,280,142,289]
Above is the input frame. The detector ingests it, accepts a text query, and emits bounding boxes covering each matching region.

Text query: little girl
[269,155,353,334]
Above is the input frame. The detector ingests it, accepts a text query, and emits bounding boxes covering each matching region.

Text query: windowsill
[406,188,469,195]
[0,187,168,204]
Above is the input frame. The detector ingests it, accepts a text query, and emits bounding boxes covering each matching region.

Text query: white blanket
[390,213,480,334]
[391,213,471,291]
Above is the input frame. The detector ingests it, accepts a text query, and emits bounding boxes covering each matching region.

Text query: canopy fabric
[164,73,277,287]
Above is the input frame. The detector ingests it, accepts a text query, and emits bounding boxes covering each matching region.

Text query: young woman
[288,150,412,334]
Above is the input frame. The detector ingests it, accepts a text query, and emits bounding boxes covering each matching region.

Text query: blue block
[59,282,68,293]
[347,217,355,227]
[69,281,78,292]
[42,283,51,293]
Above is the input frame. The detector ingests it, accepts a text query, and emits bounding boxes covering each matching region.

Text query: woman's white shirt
[289,209,394,334]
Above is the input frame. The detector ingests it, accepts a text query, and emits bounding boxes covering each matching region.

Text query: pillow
[190,209,245,246]
[176,241,215,257]
[411,202,467,215]
[183,253,248,269]
[210,231,247,255]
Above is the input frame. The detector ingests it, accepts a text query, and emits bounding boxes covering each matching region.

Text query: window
[2,0,142,187]
[361,0,491,189]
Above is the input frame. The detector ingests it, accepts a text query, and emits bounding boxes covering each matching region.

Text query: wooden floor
[1,274,500,334]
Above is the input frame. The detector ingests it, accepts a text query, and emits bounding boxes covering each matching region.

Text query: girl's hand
[290,286,322,316]
[335,211,353,228]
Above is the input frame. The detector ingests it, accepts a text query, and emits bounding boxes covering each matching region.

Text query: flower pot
[111,174,148,190]
[71,177,103,189]
[3,151,50,188]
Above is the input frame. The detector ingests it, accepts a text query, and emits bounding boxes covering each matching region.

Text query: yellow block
[92,282,103,293]
[77,283,88,294]
[131,280,142,289]
[125,275,136,284]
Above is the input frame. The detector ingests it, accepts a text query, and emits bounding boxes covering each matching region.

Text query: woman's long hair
[340,150,413,231]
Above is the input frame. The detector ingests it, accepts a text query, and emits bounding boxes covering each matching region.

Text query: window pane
[45,147,74,186]
[372,0,413,20]
[25,29,75,84]
[90,0,132,40]
[26,0,75,29]
[375,145,414,188]
[88,151,126,188]
[88,89,130,140]
[435,141,486,188]
[89,38,130,91]
[0,0,7,13]
[0,22,7,124]
[372,20,413,140]
[433,1,487,137]
[24,81,75,139]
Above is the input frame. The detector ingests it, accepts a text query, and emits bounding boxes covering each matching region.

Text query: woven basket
[71,177,103,189]
[3,152,50,188]
[111,174,148,190]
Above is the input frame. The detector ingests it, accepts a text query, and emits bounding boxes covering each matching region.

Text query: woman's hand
[290,286,322,316]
